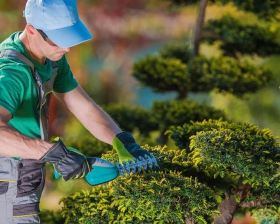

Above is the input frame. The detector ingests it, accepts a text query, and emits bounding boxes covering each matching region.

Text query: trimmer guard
[85,157,119,186]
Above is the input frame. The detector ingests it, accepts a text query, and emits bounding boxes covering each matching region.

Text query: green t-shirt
[0,32,78,139]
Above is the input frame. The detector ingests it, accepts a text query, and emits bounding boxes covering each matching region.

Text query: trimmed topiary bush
[60,146,219,224]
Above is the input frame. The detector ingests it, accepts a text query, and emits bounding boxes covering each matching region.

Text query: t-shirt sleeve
[53,55,78,93]
[0,65,28,116]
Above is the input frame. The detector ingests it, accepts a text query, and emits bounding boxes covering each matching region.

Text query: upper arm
[53,55,78,93]
[54,84,121,143]
[0,106,12,125]
[54,85,92,113]
[0,62,31,117]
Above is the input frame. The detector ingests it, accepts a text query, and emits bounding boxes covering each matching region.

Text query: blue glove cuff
[116,132,136,144]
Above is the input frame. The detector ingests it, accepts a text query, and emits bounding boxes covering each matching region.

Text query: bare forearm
[76,100,122,144]
[55,86,122,145]
[0,124,52,159]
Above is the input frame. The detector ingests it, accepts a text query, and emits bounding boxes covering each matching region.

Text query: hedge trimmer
[54,153,158,186]
[85,153,158,185]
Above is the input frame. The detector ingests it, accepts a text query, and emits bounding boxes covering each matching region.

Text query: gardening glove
[40,137,90,181]
[112,131,151,164]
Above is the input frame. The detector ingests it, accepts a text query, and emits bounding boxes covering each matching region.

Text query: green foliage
[39,210,65,224]
[167,119,280,198]
[168,120,280,214]
[158,44,212,93]
[153,52,217,94]
[60,121,279,223]
[183,55,213,93]
[103,104,159,137]
[167,119,228,150]
[247,173,280,208]
[132,43,274,98]
[132,55,191,98]
[187,120,280,186]
[60,146,220,224]
[204,15,280,57]
[159,43,190,65]
[163,0,280,20]
[251,208,280,224]
[60,186,114,224]
[152,99,226,132]
[163,0,201,6]
[190,55,274,96]
[218,0,280,20]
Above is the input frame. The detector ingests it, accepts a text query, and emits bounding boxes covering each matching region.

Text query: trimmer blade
[116,153,159,176]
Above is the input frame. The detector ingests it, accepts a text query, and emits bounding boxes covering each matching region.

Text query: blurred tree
[103,104,159,136]
[152,99,226,143]
[167,0,280,20]
[215,0,280,20]
[128,0,275,145]
[203,15,280,57]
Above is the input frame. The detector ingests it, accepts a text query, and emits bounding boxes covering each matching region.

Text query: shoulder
[0,58,34,115]
[55,54,71,75]
[57,55,69,68]
[0,57,33,84]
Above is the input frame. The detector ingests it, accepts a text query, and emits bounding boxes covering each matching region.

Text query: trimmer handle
[54,157,119,186]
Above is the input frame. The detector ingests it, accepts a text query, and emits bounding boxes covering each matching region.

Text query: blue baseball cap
[23,0,93,48]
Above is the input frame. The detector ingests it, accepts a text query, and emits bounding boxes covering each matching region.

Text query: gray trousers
[0,156,45,224]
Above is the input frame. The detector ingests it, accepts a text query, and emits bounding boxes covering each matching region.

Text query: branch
[240,200,280,208]
[201,30,220,40]
[190,0,209,59]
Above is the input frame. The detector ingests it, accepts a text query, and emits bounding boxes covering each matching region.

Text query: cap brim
[44,20,93,48]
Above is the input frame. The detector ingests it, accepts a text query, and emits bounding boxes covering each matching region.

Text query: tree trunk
[214,180,251,224]
[177,90,188,99]
[185,218,196,224]
[214,194,239,224]
[190,0,209,59]
[157,130,169,145]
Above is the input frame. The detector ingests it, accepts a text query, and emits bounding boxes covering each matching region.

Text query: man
[0,0,154,223]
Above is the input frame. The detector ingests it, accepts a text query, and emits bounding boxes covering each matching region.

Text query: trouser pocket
[0,181,9,195]
[16,159,45,198]
[13,202,40,223]
[0,156,44,223]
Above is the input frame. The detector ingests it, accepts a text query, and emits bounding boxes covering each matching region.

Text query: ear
[26,24,36,35]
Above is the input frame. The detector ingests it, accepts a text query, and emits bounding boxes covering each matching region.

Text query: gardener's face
[35,29,71,61]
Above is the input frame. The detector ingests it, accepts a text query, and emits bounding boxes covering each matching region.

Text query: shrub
[60,146,219,224]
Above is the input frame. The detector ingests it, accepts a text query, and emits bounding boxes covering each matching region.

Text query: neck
[19,30,46,64]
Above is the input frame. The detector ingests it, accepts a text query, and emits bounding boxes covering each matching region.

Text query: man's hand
[112,132,152,164]
[40,137,90,181]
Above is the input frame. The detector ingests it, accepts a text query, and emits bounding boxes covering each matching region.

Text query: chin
[49,55,63,61]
